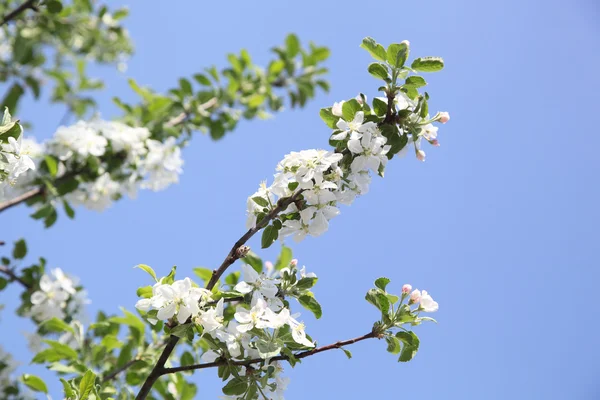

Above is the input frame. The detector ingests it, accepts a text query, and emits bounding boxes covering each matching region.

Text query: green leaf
[252,196,269,207]
[372,97,388,116]
[360,37,387,62]
[179,78,193,96]
[100,335,122,351]
[285,33,300,58]
[274,245,293,270]
[257,340,282,359]
[134,264,158,282]
[405,76,427,88]
[374,277,390,291]
[261,225,278,249]
[39,317,75,335]
[44,155,58,177]
[110,308,145,335]
[136,286,153,298]
[222,378,248,396]
[21,374,48,393]
[30,204,54,220]
[298,294,322,319]
[386,42,409,68]
[365,288,391,316]
[46,0,63,13]
[341,99,361,122]
[396,331,420,362]
[295,277,317,291]
[78,370,96,400]
[62,200,75,219]
[340,347,352,359]
[1,83,24,113]
[0,277,7,290]
[32,341,78,363]
[162,266,177,284]
[319,108,338,129]
[193,267,213,283]
[171,323,193,338]
[385,336,401,354]
[44,208,58,228]
[12,239,27,259]
[242,252,263,273]
[411,57,444,72]
[367,63,389,81]
[193,74,212,86]
[60,378,75,398]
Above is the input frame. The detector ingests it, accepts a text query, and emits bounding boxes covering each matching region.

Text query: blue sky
[2,0,600,398]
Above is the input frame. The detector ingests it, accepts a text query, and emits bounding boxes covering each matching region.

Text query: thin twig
[0,0,37,27]
[0,265,31,289]
[164,97,218,128]
[101,359,142,383]
[135,190,304,399]
[0,187,43,213]
[162,331,378,374]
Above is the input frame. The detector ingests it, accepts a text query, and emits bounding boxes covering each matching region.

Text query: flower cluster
[0,112,36,199]
[136,260,319,399]
[246,92,449,243]
[29,268,89,322]
[4,119,184,210]
[403,284,439,313]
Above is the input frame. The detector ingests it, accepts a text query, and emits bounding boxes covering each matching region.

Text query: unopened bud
[236,246,250,258]
[290,259,298,267]
[438,112,450,124]
[401,40,410,47]
[429,139,440,147]
[416,149,426,162]
[332,101,344,117]
[355,94,367,105]
[402,284,412,294]
[265,261,274,272]
[409,289,421,304]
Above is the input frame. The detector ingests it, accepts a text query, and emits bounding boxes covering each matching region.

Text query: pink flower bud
[265,261,274,270]
[290,259,298,267]
[409,289,421,304]
[429,139,440,147]
[402,284,412,294]
[438,112,450,124]
[416,149,426,162]
[355,94,367,105]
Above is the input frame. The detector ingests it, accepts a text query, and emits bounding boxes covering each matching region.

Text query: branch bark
[0,0,37,27]
[0,265,31,289]
[135,190,303,399]
[162,330,378,374]
[0,187,43,213]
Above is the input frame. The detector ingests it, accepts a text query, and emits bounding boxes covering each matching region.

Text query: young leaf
[134,264,158,282]
[252,196,270,207]
[374,277,390,291]
[261,225,278,249]
[319,108,338,129]
[39,317,75,334]
[12,238,27,259]
[411,57,444,72]
[367,63,389,81]
[341,99,361,122]
[298,294,322,319]
[44,155,58,177]
[274,245,293,270]
[193,267,213,283]
[21,374,48,393]
[222,378,248,396]
[386,42,409,68]
[405,76,427,88]
[360,37,387,62]
[385,336,401,354]
[340,347,352,359]
[396,331,420,362]
[78,370,96,400]
[60,378,75,398]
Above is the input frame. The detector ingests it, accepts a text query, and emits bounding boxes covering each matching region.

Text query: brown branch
[0,0,38,27]
[162,330,379,374]
[0,187,43,213]
[135,191,303,399]
[0,265,31,289]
